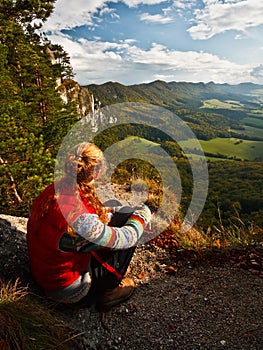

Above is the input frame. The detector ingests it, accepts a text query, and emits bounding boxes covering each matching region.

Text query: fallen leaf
[166,266,177,275]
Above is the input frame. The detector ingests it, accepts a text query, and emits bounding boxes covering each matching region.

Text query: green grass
[180,137,263,161]
[125,136,160,152]
[241,117,263,128]
[201,99,244,110]
[124,133,263,162]
[248,110,263,117]
[150,195,263,251]
[200,137,263,161]
[239,125,263,139]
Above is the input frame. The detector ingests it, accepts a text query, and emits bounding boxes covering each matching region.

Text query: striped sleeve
[71,206,151,250]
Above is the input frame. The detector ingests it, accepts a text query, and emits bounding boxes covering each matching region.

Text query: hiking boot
[98,277,135,311]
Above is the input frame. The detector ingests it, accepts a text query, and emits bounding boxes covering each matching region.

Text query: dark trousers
[74,204,135,307]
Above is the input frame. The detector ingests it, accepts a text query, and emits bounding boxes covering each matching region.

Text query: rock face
[0,215,29,284]
[45,46,95,119]
[57,79,95,117]
[56,79,117,133]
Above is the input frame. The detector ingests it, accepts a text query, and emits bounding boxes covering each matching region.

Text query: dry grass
[208,213,263,249]
[126,176,263,250]
[0,279,82,350]
[168,216,263,252]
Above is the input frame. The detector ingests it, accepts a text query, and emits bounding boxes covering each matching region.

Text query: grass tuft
[0,279,82,350]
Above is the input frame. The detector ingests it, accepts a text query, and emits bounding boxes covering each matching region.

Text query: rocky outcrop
[57,79,94,118]
[0,215,29,284]
[56,79,117,132]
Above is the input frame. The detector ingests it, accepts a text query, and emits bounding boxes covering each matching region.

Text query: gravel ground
[0,214,262,350]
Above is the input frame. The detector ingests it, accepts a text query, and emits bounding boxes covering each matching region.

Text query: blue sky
[42,0,263,85]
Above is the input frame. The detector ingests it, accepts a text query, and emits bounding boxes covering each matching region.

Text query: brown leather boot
[98,277,135,311]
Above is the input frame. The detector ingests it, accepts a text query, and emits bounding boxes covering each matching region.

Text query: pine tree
[0,0,79,215]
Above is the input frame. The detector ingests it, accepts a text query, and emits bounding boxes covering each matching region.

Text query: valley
[86,81,263,162]
[86,81,263,229]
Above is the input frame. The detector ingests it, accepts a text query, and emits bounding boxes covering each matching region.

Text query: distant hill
[84,80,263,111]
[83,81,263,229]
[84,80,263,143]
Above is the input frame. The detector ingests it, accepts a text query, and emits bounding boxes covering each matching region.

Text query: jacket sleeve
[71,205,151,250]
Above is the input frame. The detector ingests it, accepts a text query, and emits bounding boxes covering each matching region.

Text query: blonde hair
[64,143,109,235]
[30,143,108,236]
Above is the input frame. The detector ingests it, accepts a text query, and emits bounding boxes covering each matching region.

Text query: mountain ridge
[84,80,263,111]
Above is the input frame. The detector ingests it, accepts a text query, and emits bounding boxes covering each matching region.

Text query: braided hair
[29,143,109,236]
[64,143,109,233]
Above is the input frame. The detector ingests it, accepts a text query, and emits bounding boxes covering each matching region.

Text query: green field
[201,99,244,110]
[201,138,263,161]
[200,97,263,142]
[232,115,263,139]
[180,137,263,161]
[241,116,263,128]
[239,125,263,139]
[248,110,263,117]
[125,136,160,151]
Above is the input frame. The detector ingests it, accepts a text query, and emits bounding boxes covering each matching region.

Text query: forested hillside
[88,80,262,107]
[87,80,263,141]
[86,81,263,230]
[0,0,93,216]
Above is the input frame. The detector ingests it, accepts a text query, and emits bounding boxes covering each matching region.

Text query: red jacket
[27,182,95,291]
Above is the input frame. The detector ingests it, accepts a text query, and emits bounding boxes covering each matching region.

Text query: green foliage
[0,112,55,216]
[199,161,263,229]
[94,123,178,153]
[104,135,263,231]
[86,81,147,107]
[87,80,263,231]
[48,43,75,81]
[177,110,230,140]
[0,0,55,28]
[200,138,263,161]
[0,0,79,216]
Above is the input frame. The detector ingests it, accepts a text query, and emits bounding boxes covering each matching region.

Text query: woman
[27,142,151,311]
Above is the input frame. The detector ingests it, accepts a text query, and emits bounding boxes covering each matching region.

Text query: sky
[41,0,263,86]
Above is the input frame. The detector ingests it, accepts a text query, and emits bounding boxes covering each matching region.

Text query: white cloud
[42,0,169,31]
[121,0,168,7]
[42,0,119,31]
[140,12,174,24]
[41,0,262,85]
[251,64,263,82]
[47,33,131,82]
[188,0,263,40]
[43,0,171,32]
[172,0,196,9]
[46,33,259,85]
[127,43,254,84]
